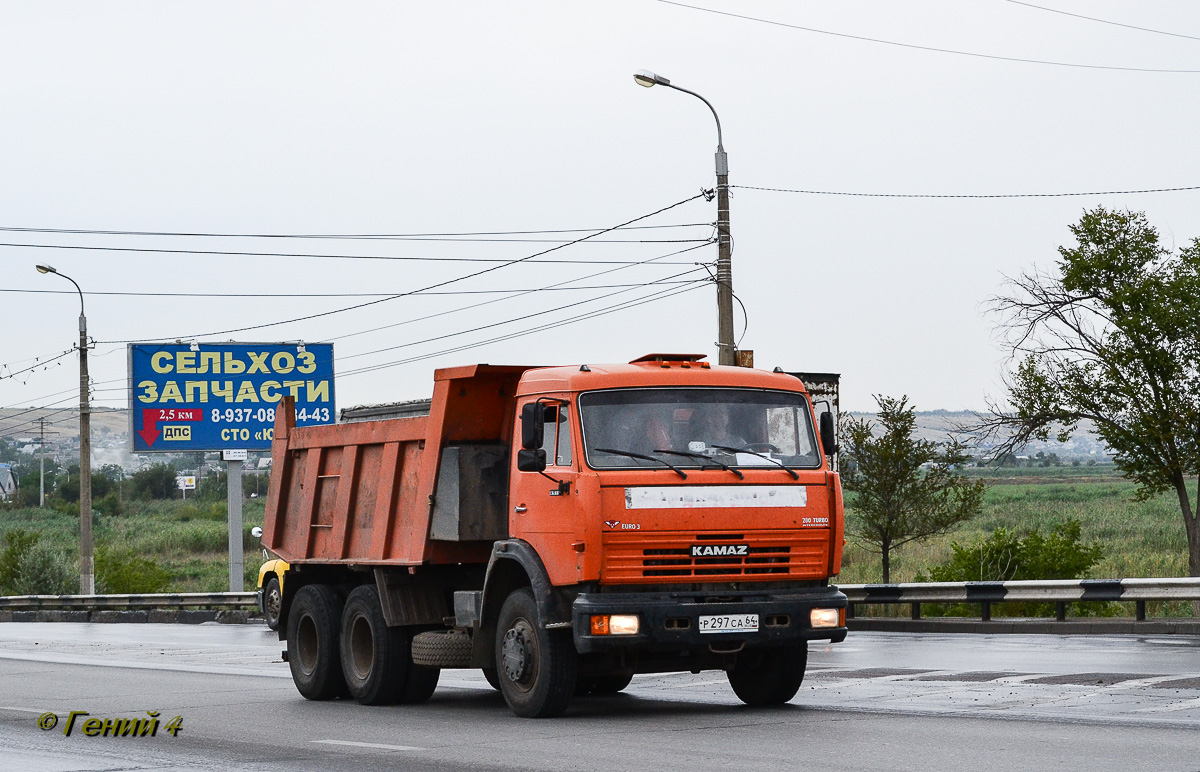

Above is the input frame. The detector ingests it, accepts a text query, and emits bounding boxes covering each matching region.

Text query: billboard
[129,342,335,452]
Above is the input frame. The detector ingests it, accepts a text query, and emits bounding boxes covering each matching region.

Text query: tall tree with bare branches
[987,207,1200,577]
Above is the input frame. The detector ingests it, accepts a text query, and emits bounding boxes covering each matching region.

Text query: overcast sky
[3,0,1199,421]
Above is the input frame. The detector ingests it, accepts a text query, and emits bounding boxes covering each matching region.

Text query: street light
[634,69,735,365]
[36,264,94,595]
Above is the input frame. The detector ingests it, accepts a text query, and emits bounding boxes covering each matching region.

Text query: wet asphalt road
[0,623,1197,771]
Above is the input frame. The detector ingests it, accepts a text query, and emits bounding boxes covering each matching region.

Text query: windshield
[579,388,820,470]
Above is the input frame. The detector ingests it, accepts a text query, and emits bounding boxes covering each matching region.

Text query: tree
[986,208,1200,577]
[841,395,986,582]
[128,463,178,500]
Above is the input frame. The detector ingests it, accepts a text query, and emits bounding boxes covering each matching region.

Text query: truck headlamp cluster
[590,614,640,635]
[810,608,842,628]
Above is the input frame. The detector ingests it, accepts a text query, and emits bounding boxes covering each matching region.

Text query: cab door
[510,397,580,584]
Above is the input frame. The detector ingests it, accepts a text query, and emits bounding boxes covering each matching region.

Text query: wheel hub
[501,623,534,684]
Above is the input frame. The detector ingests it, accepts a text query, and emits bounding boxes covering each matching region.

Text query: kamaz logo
[691,544,749,557]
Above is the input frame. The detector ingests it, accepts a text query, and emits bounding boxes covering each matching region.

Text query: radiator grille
[601,530,828,584]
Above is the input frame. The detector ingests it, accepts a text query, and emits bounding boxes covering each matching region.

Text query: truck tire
[262,576,282,631]
[397,660,440,705]
[495,588,578,718]
[586,673,634,695]
[287,584,346,700]
[482,668,501,690]
[411,630,473,668]
[727,644,807,707]
[340,585,411,705]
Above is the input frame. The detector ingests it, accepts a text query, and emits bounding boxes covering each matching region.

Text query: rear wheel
[340,585,409,705]
[727,644,807,706]
[287,584,346,700]
[495,588,577,718]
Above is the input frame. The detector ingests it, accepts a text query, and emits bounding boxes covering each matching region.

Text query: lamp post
[36,264,94,595]
[634,69,735,366]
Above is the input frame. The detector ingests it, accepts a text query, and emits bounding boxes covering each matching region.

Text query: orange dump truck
[262,354,847,717]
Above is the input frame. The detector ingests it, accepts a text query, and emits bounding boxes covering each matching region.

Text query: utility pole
[634,70,736,365]
[36,264,94,595]
[38,418,45,507]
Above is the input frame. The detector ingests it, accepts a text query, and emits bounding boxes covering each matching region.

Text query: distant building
[0,463,17,501]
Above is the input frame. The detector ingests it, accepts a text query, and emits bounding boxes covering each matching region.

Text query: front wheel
[727,644,807,706]
[495,588,578,718]
[262,576,282,631]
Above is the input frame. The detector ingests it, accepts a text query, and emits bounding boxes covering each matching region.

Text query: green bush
[0,530,77,595]
[96,548,171,594]
[917,519,1113,617]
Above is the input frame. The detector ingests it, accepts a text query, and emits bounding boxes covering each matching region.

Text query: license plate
[698,613,759,634]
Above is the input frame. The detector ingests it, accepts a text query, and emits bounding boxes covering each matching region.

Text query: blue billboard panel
[129,342,335,452]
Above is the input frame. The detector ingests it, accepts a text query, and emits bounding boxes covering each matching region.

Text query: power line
[0,240,708,265]
[1002,1,1200,43]
[0,222,711,240]
[94,192,706,345]
[326,242,714,344]
[0,378,124,412]
[733,184,1200,198]
[340,281,709,378]
[339,268,711,363]
[0,348,76,380]
[657,0,1200,73]
[0,278,707,300]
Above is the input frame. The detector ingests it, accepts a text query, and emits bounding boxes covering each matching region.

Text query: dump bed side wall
[261,365,530,566]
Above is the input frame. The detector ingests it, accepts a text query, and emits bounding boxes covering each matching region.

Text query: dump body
[262,364,531,566]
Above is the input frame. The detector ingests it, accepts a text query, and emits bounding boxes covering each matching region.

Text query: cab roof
[515,354,808,395]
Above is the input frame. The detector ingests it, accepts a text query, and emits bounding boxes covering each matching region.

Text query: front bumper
[572,585,848,654]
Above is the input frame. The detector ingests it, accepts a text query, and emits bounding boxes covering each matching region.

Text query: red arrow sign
[139,408,203,448]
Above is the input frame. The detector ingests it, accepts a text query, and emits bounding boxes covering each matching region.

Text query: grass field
[0,499,267,593]
[838,466,1196,618]
[2,465,1195,609]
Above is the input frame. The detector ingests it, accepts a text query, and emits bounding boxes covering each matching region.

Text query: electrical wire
[0,378,125,412]
[1002,1,1200,43]
[326,242,714,344]
[340,281,710,378]
[0,222,712,240]
[339,268,712,363]
[732,184,1200,198]
[0,348,76,381]
[0,279,704,300]
[93,192,706,345]
[657,0,1200,73]
[0,240,707,265]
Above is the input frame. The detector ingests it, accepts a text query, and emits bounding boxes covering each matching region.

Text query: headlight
[590,614,640,635]
[810,608,841,628]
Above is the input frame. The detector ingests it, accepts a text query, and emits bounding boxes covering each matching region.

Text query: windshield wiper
[653,449,744,480]
[711,445,800,480]
[594,448,688,479]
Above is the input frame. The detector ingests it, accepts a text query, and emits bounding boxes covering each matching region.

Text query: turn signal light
[810,608,840,628]
[590,615,640,635]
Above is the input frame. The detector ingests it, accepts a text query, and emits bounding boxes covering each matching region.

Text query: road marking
[313,740,424,751]
[0,706,46,714]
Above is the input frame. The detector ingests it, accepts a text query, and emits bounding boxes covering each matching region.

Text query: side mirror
[819,411,838,457]
[517,448,547,473]
[251,526,263,539]
[520,402,545,450]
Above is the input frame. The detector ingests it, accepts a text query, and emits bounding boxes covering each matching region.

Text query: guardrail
[0,592,260,623]
[840,578,1200,622]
